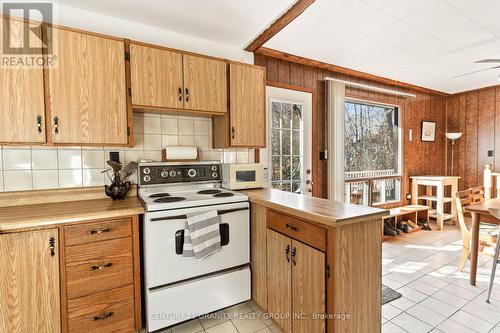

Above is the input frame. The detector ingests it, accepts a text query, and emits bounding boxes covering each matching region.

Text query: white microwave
[221,163,263,190]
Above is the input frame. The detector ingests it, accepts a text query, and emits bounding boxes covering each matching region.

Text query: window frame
[344,97,403,207]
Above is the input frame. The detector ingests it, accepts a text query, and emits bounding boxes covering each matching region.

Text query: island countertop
[242,188,387,227]
[0,196,144,233]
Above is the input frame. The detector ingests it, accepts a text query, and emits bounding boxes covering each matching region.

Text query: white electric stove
[138,161,251,332]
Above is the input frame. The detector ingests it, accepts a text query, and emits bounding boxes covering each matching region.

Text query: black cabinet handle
[53,116,59,134]
[37,115,43,134]
[285,244,290,263]
[286,223,298,232]
[185,88,189,102]
[231,126,235,140]
[90,262,113,271]
[178,87,183,101]
[291,247,297,266]
[88,227,111,235]
[49,237,56,257]
[91,311,113,321]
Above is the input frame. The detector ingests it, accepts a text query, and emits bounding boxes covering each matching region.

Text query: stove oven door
[143,201,250,289]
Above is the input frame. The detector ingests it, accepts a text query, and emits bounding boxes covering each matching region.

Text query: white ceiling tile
[462,39,500,60]
[444,0,477,10]
[324,0,374,28]
[403,0,457,28]
[304,0,352,20]
[350,9,398,35]
[381,0,435,19]
[461,0,500,37]
[360,0,394,9]
[405,37,457,59]
[422,12,495,49]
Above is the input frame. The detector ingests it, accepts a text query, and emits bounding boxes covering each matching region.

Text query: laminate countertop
[243,188,387,227]
[0,197,144,233]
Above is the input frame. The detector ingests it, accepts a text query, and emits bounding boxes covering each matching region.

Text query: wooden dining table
[464,198,500,285]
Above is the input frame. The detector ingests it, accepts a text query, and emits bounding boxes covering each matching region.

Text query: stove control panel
[138,163,221,185]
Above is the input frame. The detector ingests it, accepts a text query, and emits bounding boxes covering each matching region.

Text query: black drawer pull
[286,223,298,232]
[91,311,113,321]
[176,223,230,255]
[88,227,111,235]
[90,263,113,271]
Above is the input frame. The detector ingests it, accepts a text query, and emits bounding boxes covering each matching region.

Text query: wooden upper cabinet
[183,54,227,113]
[48,28,128,145]
[0,17,46,144]
[229,63,266,147]
[130,44,184,109]
[0,229,60,333]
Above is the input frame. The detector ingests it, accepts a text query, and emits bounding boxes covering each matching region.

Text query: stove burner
[149,193,171,198]
[197,189,222,195]
[153,197,186,203]
[213,192,234,198]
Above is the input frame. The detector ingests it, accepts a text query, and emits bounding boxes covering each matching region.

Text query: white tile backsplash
[58,149,82,169]
[3,148,31,170]
[0,112,255,192]
[4,170,32,191]
[33,170,59,189]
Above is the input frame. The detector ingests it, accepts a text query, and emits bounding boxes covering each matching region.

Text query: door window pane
[270,101,304,194]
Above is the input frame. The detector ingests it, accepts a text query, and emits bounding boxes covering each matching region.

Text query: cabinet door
[267,229,292,333]
[0,229,60,333]
[183,54,227,113]
[292,240,326,333]
[130,44,184,109]
[48,28,128,145]
[229,63,265,147]
[0,17,46,143]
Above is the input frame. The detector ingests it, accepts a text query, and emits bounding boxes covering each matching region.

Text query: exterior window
[344,100,402,206]
[270,101,304,193]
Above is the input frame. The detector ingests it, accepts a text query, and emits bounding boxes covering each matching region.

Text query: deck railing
[344,170,401,206]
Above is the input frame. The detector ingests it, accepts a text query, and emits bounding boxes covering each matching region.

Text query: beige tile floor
[149,221,500,333]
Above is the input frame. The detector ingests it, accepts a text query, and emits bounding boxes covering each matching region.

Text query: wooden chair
[456,187,498,271]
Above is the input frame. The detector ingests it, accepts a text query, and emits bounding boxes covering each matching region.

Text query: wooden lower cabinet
[0,229,61,333]
[266,229,326,333]
[62,216,141,333]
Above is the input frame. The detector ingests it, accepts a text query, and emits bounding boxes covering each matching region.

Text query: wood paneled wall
[446,86,500,190]
[254,54,447,202]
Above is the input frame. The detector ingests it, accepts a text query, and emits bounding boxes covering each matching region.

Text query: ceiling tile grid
[265,0,500,93]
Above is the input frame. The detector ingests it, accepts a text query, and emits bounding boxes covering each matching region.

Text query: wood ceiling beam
[245,0,315,52]
[256,47,450,97]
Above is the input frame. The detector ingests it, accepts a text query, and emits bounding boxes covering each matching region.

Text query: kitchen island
[244,188,387,333]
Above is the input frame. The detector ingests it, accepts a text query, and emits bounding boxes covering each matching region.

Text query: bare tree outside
[344,101,401,205]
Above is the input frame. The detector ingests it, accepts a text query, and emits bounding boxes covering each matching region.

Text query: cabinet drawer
[65,238,133,299]
[68,285,135,333]
[267,210,326,252]
[65,218,132,246]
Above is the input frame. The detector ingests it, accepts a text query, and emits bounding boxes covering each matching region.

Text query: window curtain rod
[325,77,416,98]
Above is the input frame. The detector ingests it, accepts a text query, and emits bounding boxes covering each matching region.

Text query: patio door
[261,86,312,195]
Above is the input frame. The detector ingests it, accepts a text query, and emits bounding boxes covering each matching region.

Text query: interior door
[48,28,128,145]
[130,44,184,109]
[0,17,46,144]
[183,54,227,113]
[262,87,313,195]
[0,229,60,333]
[266,229,292,333]
[292,240,326,333]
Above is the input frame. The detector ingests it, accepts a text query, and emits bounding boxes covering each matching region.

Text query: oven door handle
[175,223,230,255]
[150,206,249,222]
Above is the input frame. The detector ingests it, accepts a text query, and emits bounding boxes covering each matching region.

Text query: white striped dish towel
[183,210,222,259]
